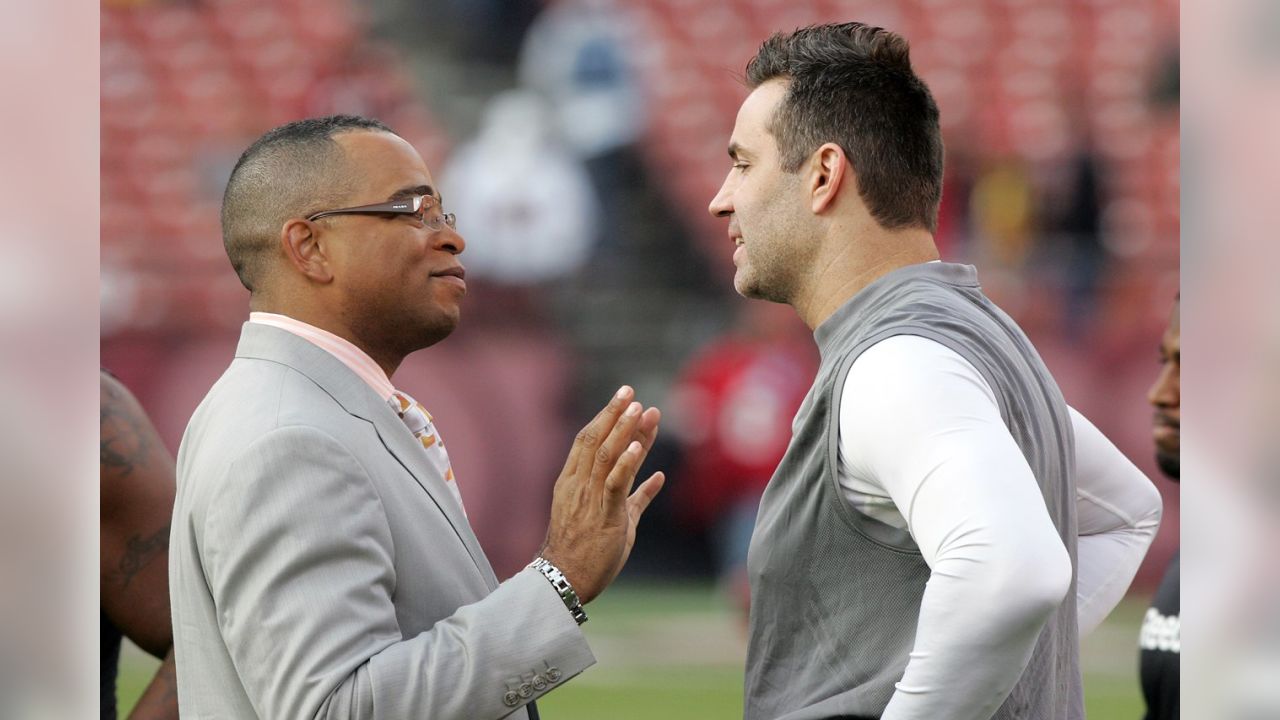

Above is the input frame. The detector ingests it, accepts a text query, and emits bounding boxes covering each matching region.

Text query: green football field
[116,582,1147,718]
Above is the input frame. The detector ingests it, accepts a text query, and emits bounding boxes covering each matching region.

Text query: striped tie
[389,390,466,514]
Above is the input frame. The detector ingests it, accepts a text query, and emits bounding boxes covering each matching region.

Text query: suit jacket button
[545,666,562,682]
[518,682,533,698]
[532,674,548,691]
[503,691,519,707]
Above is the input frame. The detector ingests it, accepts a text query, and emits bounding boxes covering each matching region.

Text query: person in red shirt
[670,302,817,610]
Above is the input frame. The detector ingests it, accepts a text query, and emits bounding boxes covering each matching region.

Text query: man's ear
[808,143,850,214]
[280,218,334,283]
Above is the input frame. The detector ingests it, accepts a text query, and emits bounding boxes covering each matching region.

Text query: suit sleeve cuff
[493,569,596,714]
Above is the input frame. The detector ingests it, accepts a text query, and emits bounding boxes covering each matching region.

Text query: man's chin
[1155,450,1179,482]
[734,274,789,305]
[409,311,460,351]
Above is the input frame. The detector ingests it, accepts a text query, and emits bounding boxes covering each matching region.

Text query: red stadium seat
[101,0,452,332]
[626,0,1176,283]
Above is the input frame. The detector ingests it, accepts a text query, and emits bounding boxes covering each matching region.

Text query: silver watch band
[529,557,588,625]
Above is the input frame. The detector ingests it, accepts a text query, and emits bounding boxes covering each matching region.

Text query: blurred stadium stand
[101,0,1178,586]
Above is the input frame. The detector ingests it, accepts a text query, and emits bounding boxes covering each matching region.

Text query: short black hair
[746,22,944,233]
[221,115,394,292]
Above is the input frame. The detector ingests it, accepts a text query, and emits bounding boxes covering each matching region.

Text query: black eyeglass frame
[305,194,456,230]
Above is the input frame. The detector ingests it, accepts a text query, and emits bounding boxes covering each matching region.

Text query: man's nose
[435,227,465,255]
[1147,364,1176,408]
[709,178,733,218]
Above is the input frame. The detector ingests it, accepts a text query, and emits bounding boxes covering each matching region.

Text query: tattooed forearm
[128,649,179,720]
[107,523,171,590]
[101,380,153,479]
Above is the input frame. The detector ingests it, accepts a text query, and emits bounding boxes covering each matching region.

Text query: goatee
[1155,450,1179,481]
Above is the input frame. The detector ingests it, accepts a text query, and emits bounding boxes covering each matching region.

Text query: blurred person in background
[441,89,599,286]
[1139,297,1179,719]
[517,0,645,161]
[970,155,1035,278]
[1052,124,1107,340]
[170,115,665,719]
[668,301,816,615]
[708,23,1163,720]
[100,370,178,720]
[517,0,647,226]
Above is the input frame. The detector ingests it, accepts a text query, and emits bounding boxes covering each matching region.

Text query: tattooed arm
[101,371,179,718]
[126,649,178,720]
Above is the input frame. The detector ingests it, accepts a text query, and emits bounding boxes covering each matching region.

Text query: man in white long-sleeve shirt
[706,22,1162,720]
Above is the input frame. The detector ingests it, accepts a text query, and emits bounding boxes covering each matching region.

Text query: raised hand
[539,386,665,604]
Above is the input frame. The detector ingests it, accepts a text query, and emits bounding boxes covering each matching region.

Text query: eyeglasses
[306,194,457,232]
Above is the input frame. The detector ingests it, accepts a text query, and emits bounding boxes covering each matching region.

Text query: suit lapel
[235,322,499,590]
[370,406,499,589]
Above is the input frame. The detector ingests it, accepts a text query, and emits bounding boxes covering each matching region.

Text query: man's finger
[562,385,633,477]
[626,472,666,522]
[636,407,661,452]
[603,440,646,503]
[592,401,643,483]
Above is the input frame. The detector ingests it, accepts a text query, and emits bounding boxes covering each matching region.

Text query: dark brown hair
[746,22,944,233]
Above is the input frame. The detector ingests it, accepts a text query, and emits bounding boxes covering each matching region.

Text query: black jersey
[101,608,122,719]
[1139,550,1179,720]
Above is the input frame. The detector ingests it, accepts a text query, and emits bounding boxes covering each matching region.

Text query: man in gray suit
[170,115,665,719]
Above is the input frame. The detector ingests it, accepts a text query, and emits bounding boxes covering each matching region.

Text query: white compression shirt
[837,335,1162,720]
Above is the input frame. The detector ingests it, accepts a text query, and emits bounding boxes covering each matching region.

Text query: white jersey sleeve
[838,335,1073,720]
[837,334,1077,719]
[1070,406,1162,635]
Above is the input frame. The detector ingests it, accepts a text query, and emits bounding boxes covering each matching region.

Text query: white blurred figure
[441,89,599,284]
[516,0,647,161]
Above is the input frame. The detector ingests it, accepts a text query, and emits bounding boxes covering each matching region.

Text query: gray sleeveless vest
[744,262,1083,720]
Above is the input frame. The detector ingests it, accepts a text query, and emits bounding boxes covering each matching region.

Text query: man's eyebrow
[728,142,754,162]
[388,184,438,201]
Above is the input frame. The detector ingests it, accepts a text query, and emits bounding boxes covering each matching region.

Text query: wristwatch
[529,557,588,625]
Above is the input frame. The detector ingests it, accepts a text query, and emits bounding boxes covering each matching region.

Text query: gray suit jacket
[170,323,595,718]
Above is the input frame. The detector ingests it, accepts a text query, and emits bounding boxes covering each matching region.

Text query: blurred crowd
[101,0,1178,585]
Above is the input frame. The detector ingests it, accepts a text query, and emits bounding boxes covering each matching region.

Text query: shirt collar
[248,312,397,401]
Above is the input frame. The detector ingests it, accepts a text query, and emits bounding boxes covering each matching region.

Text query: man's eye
[733,163,749,171]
